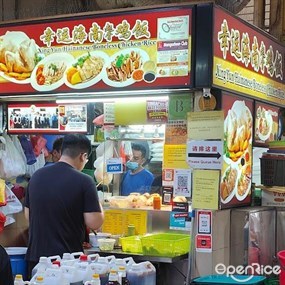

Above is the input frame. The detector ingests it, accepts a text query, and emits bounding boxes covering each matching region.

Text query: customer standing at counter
[121,143,154,196]
[24,134,104,278]
[44,137,63,166]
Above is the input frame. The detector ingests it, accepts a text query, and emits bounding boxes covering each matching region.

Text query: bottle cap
[79,254,88,261]
[92,273,100,279]
[37,276,44,281]
[52,260,60,267]
[15,274,23,279]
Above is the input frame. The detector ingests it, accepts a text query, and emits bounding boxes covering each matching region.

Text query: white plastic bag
[0,133,26,179]
[1,184,22,216]
[26,151,45,177]
[94,156,113,185]
[94,141,114,185]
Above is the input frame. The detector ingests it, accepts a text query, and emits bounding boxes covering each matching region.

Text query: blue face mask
[126,161,139,170]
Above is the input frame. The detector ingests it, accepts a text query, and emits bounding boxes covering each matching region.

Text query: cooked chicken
[106,50,142,82]
[77,56,104,81]
[0,31,38,73]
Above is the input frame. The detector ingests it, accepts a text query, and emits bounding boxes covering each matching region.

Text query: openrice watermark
[215,263,281,282]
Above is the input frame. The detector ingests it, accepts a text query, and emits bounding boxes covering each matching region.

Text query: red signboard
[0,6,192,95]
[213,6,285,106]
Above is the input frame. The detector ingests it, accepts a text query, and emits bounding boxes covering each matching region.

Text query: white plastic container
[31,256,51,278]
[14,274,30,285]
[75,254,91,283]
[97,238,116,251]
[61,265,83,285]
[127,264,144,285]
[44,266,69,285]
[84,273,101,285]
[30,276,44,285]
[127,262,156,285]
[88,256,110,285]
[89,232,111,248]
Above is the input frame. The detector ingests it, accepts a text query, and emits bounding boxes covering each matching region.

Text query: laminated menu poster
[7,103,88,134]
[102,209,147,236]
[254,101,279,146]
[221,93,253,208]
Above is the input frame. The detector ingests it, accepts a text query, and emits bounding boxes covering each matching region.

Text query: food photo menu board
[221,93,253,209]
[254,102,279,146]
[0,6,193,95]
[7,103,88,134]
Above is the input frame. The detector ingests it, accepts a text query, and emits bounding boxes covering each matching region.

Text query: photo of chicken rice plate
[106,50,142,82]
[0,31,40,80]
[66,52,105,85]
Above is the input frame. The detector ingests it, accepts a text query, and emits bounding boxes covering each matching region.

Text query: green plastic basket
[120,235,143,254]
[141,233,190,257]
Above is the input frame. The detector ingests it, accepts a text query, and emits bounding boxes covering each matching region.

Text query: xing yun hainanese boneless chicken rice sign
[0,6,193,95]
[213,6,285,106]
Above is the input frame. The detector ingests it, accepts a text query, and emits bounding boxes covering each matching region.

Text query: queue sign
[106,158,123,173]
[186,140,222,170]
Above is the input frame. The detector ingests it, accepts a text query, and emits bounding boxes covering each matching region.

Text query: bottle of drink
[106,270,120,285]
[118,266,130,285]
[30,276,44,284]
[14,274,29,285]
[84,273,101,285]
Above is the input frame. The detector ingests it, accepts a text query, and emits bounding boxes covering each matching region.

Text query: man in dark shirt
[0,245,13,285]
[24,134,104,278]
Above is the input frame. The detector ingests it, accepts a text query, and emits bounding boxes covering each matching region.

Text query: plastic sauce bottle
[14,274,29,285]
[84,273,101,285]
[106,270,120,285]
[153,196,161,210]
[118,266,130,285]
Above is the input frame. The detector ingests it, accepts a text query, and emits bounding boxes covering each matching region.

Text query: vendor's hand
[82,242,92,249]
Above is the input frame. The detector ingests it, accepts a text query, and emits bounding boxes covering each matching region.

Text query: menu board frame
[0,5,194,96]
[7,102,92,134]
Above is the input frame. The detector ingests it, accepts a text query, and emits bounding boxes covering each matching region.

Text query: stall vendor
[121,143,154,196]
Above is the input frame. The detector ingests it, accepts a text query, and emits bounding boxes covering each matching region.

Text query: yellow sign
[192,169,220,210]
[102,209,147,235]
[163,144,189,169]
[114,100,147,125]
[213,56,285,107]
[187,111,224,140]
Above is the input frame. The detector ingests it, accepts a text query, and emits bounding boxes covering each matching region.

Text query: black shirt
[0,246,13,285]
[25,162,101,262]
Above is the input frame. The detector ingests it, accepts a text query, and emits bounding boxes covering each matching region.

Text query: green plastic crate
[120,235,143,254]
[141,233,190,257]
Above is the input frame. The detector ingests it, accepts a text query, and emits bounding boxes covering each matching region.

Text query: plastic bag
[26,151,45,177]
[0,133,26,179]
[94,156,113,185]
[1,184,22,216]
[19,135,37,165]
